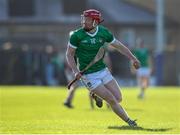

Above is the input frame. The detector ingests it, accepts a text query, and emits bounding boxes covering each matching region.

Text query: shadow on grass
[108,125,172,132]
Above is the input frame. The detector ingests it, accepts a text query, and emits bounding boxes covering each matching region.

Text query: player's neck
[88,27,97,34]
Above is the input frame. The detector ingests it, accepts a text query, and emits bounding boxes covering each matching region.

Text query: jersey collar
[86,26,99,37]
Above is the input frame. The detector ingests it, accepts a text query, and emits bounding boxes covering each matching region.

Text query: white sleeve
[68,41,77,49]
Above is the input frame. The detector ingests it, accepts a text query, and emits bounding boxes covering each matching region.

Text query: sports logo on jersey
[81,40,88,43]
[90,38,96,44]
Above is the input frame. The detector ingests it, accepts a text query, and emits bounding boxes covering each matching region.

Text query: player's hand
[74,72,82,80]
[131,58,141,69]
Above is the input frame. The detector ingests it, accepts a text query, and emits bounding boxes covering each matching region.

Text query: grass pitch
[0,86,180,134]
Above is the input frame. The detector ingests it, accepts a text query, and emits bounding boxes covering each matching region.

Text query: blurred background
[0,0,179,86]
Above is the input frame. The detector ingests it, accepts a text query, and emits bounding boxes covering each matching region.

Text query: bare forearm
[66,53,79,74]
[118,44,136,60]
[111,40,136,60]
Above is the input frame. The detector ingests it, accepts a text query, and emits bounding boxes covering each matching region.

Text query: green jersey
[133,48,149,67]
[68,25,115,74]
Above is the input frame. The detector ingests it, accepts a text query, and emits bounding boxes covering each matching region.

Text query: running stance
[66,9,140,126]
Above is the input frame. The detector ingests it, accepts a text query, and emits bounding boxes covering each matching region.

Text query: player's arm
[104,53,112,72]
[66,30,82,79]
[66,45,79,74]
[109,39,140,69]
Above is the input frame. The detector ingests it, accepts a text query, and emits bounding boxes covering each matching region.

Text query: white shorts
[137,67,151,77]
[81,68,113,91]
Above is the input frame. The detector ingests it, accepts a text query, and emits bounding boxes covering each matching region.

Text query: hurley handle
[67,71,85,90]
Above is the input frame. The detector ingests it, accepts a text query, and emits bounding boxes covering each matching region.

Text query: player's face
[81,16,94,31]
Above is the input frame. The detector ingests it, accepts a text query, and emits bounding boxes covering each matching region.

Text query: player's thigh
[142,76,150,85]
[92,84,118,105]
[138,75,149,85]
[104,79,122,102]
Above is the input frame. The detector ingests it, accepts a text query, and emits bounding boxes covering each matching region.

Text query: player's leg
[104,79,122,103]
[89,91,110,109]
[137,68,150,99]
[101,70,121,109]
[92,85,137,126]
[137,75,145,98]
[90,91,103,108]
[101,68,122,103]
[64,83,78,108]
[89,91,94,109]
[143,76,150,89]
[81,75,103,108]
[140,75,150,98]
[137,68,145,98]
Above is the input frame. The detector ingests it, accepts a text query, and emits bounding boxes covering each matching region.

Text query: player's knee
[107,97,118,105]
[117,96,122,103]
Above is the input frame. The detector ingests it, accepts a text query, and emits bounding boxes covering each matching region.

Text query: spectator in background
[45,57,58,86]
[132,38,153,99]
